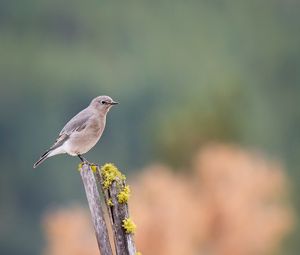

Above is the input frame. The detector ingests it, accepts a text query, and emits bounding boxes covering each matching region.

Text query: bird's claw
[78,154,98,167]
[86,162,98,167]
[81,160,98,167]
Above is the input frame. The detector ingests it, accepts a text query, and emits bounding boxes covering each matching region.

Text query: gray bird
[33,95,118,168]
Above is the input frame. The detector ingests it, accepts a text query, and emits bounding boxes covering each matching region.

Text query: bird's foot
[78,154,98,168]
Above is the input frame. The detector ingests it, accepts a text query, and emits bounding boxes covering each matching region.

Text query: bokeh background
[0,0,299,254]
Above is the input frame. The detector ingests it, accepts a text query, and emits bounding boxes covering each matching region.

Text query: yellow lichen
[90,164,97,173]
[107,199,113,207]
[122,218,136,234]
[117,185,131,204]
[101,163,126,189]
[77,162,83,171]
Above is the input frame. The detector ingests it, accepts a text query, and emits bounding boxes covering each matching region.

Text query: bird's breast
[89,117,105,136]
[64,117,106,155]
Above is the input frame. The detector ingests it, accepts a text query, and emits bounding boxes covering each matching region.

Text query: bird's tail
[33,150,51,168]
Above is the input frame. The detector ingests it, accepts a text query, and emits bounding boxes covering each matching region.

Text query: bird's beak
[110,101,119,105]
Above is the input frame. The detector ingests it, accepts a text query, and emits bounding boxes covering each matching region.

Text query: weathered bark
[110,181,136,255]
[80,164,113,255]
[95,169,137,255]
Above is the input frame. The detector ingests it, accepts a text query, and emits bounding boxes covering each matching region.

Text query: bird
[33,95,118,168]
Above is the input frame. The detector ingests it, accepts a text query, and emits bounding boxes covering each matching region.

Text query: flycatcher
[33,95,118,168]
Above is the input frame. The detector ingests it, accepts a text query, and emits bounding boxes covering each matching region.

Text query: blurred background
[0,0,299,254]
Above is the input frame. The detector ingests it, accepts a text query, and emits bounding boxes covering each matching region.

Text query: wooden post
[109,181,137,255]
[95,164,137,255]
[79,164,113,255]
[79,163,137,255]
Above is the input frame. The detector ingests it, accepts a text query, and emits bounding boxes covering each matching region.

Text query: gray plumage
[33,95,118,168]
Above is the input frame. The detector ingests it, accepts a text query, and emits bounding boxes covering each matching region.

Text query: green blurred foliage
[0,0,299,254]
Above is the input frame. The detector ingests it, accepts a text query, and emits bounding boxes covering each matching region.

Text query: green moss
[122,218,136,234]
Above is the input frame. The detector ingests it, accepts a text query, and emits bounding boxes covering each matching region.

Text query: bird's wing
[49,108,93,150]
[49,133,69,150]
[59,108,93,135]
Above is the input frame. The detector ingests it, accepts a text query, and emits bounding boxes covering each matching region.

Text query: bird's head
[90,95,118,114]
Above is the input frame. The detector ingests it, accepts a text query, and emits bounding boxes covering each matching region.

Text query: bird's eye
[101,101,106,105]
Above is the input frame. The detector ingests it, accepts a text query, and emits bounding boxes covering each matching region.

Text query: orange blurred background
[42,144,294,255]
[1,1,299,254]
